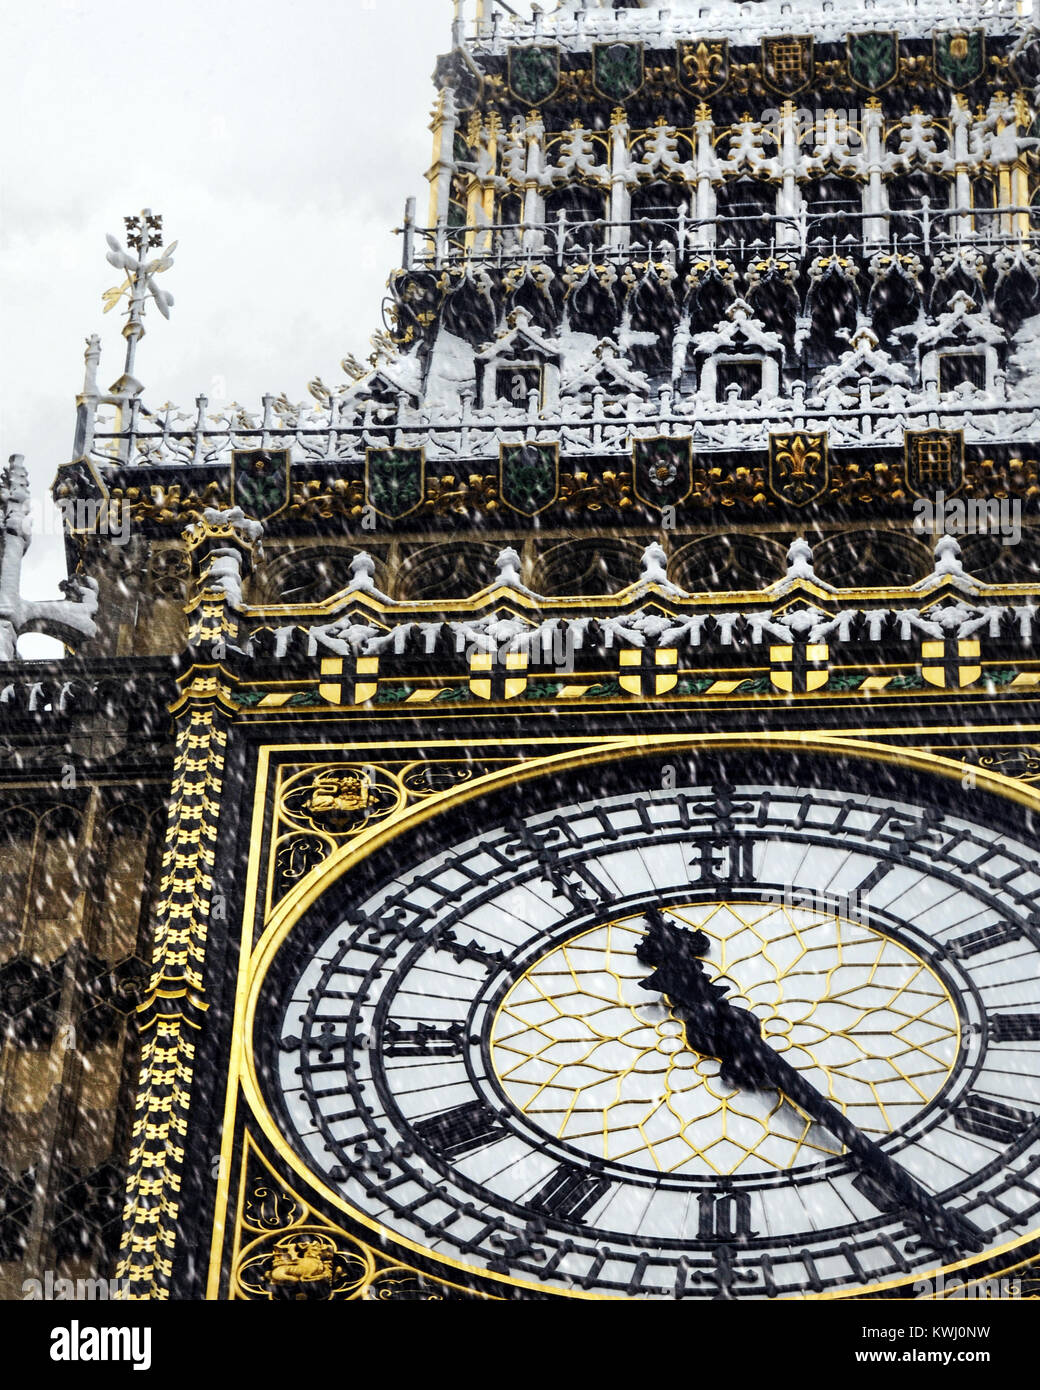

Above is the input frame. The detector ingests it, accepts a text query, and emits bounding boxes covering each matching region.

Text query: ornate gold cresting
[100,451,1040,527]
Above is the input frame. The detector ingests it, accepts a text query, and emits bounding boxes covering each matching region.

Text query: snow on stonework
[51,0,1040,615]
[15,0,1040,1312]
[517,0,1026,46]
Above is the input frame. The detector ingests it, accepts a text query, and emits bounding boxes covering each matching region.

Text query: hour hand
[635,907,778,1091]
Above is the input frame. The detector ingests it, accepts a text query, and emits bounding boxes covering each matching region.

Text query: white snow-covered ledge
[466,0,1025,53]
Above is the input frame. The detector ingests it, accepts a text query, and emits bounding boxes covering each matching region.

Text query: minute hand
[637,909,983,1254]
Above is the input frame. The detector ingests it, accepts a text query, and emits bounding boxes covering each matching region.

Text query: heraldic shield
[677,40,729,98]
[761,35,814,95]
[508,45,560,105]
[231,448,291,521]
[366,447,425,520]
[768,431,829,507]
[905,430,964,498]
[433,49,481,111]
[592,42,644,102]
[633,436,693,510]
[499,442,559,516]
[847,31,899,92]
[934,30,985,88]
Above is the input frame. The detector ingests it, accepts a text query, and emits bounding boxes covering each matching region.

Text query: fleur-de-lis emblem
[685,42,723,85]
[677,39,729,97]
[768,431,829,506]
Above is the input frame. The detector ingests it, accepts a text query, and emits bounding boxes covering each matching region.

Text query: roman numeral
[503,817,610,912]
[383,1020,467,1057]
[412,1100,505,1159]
[690,837,754,885]
[697,1190,757,1241]
[989,1013,1040,1043]
[546,860,611,912]
[955,1095,1037,1143]
[950,921,1023,959]
[437,929,506,971]
[529,1165,610,1223]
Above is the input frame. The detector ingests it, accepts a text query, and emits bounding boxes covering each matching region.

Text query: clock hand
[636,908,984,1254]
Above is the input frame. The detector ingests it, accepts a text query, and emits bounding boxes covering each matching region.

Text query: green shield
[366,448,425,519]
[847,31,899,92]
[499,442,558,515]
[508,46,559,105]
[592,42,644,102]
[434,49,482,111]
[934,31,984,88]
[231,448,290,520]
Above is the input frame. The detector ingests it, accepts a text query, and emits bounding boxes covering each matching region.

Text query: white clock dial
[261,765,1040,1298]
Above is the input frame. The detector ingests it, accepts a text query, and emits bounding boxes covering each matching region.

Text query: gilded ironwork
[266,757,517,916]
[958,747,1040,783]
[280,765,402,835]
[231,1139,483,1301]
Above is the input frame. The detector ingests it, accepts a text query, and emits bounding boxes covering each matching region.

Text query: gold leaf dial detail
[490,903,959,1178]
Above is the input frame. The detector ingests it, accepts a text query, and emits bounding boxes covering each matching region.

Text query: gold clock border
[210,728,1040,1301]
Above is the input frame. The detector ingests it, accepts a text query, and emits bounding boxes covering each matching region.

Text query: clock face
[259,757,1040,1298]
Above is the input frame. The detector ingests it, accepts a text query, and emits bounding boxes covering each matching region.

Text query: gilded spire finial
[102,209,176,385]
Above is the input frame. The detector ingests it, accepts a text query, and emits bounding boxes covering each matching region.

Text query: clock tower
[6,0,1040,1302]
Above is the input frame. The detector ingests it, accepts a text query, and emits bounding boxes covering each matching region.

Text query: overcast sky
[0,0,543,654]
